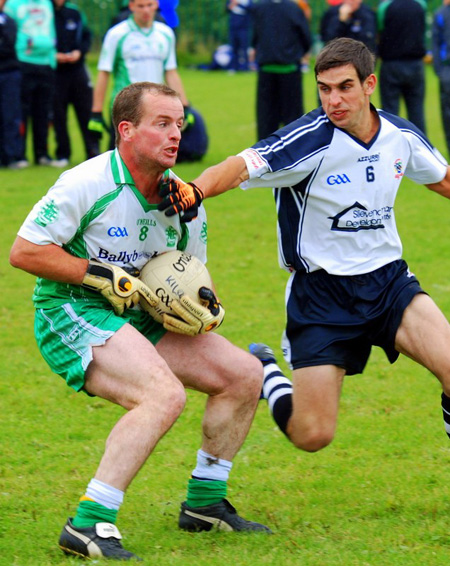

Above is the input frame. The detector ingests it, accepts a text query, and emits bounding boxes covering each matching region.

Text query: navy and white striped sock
[441,392,450,440]
[261,360,293,436]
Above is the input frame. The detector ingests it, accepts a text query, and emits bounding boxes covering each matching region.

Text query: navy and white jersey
[238,106,447,276]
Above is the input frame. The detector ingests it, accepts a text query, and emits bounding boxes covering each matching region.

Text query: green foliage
[2,63,450,565]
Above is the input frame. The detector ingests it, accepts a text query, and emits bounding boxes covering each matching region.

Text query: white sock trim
[86,478,124,511]
[192,449,233,482]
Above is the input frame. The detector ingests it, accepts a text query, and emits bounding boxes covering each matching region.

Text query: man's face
[53,0,66,8]
[122,92,184,171]
[130,0,159,27]
[317,64,376,137]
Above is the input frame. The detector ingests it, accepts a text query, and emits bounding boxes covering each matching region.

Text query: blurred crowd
[1,0,450,171]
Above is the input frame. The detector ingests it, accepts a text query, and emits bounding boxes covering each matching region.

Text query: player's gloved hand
[157,178,204,223]
[163,287,225,336]
[181,106,195,132]
[88,112,107,140]
[81,260,159,316]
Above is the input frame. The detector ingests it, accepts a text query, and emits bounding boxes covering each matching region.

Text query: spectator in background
[250,0,311,140]
[89,0,191,151]
[51,0,98,167]
[320,0,377,54]
[432,0,450,158]
[5,0,56,166]
[227,0,252,73]
[0,0,24,169]
[378,0,427,134]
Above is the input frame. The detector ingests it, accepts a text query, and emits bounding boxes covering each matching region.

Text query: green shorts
[35,303,166,392]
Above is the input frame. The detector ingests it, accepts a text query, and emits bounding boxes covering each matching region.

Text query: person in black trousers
[52,0,98,167]
[0,0,24,169]
[250,0,311,140]
[378,0,427,135]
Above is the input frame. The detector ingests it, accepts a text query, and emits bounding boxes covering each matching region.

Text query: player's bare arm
[10,237,88,283]
[194,155,249,198]
[426,165,450,199]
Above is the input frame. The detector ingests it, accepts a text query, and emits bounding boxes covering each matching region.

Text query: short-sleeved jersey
[239,106,447,276]
[18,149,208,309]
[98,16,177,104]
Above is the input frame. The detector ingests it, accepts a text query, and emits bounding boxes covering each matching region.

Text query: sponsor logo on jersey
[327,174,351,185]
[107,226,129,237]
[357,153,380,163]
[329,201,393,231]
[97,247,144,263]
[137,218,156,227]
[34,199,59,227]
[394,159,404,179]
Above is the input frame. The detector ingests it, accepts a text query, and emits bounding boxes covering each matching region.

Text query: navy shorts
[282,260,424,375]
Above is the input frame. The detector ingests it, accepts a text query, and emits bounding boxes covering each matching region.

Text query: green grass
[2,63,450,565]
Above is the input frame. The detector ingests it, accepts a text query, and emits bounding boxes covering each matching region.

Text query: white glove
[163,287,225,336]
[82,260,159,316]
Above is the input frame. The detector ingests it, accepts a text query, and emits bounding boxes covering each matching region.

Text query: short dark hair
[112,82,181,146]
[314,38,375,83]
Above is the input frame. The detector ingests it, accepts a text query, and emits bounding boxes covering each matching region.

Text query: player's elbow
[9,237,32,272]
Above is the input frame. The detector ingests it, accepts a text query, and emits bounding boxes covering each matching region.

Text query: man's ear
[364,73,377,96]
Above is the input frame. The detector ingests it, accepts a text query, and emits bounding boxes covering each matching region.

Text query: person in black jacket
[320,0,377,54]
[432,0,450,157]
[378,0,427,134]
[250,0,311,140]
[0,0,24,169]
[52,0,98,167]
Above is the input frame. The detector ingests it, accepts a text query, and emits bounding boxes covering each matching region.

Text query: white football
[139,250,212,323]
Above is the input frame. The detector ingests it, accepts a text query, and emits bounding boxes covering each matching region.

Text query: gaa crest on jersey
[34,199,59,227]
[165,226,177,247]
[394,159,404,179]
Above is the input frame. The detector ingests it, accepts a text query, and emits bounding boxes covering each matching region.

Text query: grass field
[2,63,450,565]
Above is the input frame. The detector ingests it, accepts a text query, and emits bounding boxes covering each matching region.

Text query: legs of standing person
[279,69,304,125]
[439,68,450,158]
[0,69,23,166]
[72,66,99,159]
[53,71,71,162]
[257,71,281,140]
[379,60,401,117]
[402,59,426,135]
[31,65,55,163]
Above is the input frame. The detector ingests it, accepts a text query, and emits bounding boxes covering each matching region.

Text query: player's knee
[232,355,263,401]
[288,425,335,453]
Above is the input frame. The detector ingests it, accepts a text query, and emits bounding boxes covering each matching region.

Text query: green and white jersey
[18,149,208,309]
[98,16,177,104]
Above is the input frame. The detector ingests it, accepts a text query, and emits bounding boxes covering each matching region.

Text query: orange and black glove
[158,178,204,223]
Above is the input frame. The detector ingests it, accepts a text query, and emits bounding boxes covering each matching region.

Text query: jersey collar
[110,148,155,212]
